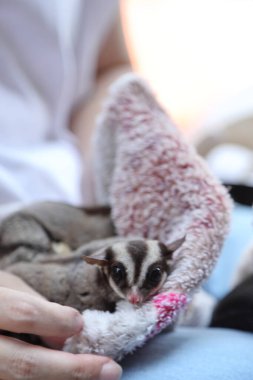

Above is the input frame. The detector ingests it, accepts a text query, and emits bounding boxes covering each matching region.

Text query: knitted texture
[64,74,231,360]
[94,73,232,293]
[64,292,187,361]
[151,292,187,336]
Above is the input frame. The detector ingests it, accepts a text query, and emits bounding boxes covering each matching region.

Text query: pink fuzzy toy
[64,74,231,360]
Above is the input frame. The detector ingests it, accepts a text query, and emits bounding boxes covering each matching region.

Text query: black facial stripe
[142,260,170,290]
[96,267,109,286]
[116,277,129,293]
[109,262,129,291]
[159,242,173,260]
[127,240,148,283]
[105,247,129,290]
[105,247,115,262]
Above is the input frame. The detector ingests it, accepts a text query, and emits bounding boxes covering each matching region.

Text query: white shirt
[0,0,118,216]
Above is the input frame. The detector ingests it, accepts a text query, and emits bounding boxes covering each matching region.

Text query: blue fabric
[122,328,253,380]
[122,203,253,379]
[204,203,253,298]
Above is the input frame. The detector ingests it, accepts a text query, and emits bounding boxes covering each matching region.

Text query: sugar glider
[84,237,185,305]
[6,237,185,312]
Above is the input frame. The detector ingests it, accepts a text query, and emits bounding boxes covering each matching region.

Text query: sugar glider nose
[127,292,142,305]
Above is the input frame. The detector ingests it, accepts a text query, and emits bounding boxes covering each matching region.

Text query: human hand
[0,273,122,380]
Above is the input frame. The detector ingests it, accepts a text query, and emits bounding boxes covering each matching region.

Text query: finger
[0,288,83,339]
[0,271,45,298]
[0,335,122,380]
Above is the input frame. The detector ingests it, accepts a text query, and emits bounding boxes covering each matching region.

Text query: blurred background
[120,0,253,298]
[121,0,253,139]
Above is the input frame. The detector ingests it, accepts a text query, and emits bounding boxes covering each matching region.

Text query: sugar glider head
[83,237,185,305]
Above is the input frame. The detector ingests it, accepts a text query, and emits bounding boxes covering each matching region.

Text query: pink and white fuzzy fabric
[64,74,232,360]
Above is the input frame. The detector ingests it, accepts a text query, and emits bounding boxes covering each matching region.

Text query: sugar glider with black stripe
[84,237,185,305]
[6,236,185,312]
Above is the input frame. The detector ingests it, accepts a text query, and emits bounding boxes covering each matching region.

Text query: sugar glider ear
[82,249,109,267]
[159,236,186,260]
[167,236,186,252]
[83,256,108,267]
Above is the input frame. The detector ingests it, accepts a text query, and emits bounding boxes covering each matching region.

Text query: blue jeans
[122,204,253,380]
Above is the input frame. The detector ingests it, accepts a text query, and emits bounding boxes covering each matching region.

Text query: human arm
[70,5,132,204]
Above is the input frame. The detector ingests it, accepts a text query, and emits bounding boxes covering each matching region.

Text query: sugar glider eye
[110,263,126,284]
[147,267,162,288]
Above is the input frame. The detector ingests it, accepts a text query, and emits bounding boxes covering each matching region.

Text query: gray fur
[0,201,184,312]
[0,201,114,250]
[0,201,115,268]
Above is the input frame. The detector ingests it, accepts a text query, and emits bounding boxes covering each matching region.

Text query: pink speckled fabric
[94,74,231,295]
[151,292,188,336]
[92,73,231,351]
[64,74,232,360]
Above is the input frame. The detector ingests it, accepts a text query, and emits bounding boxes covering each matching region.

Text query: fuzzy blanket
[64,74,231,359]
[0,74,231,361]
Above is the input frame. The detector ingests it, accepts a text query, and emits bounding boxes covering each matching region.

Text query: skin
[0,272,122,380]
[0,3,130,379]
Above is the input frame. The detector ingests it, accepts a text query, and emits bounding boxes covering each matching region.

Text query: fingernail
[99,362,122,380]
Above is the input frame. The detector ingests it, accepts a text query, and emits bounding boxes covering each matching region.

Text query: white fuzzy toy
[64,74,231,361]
